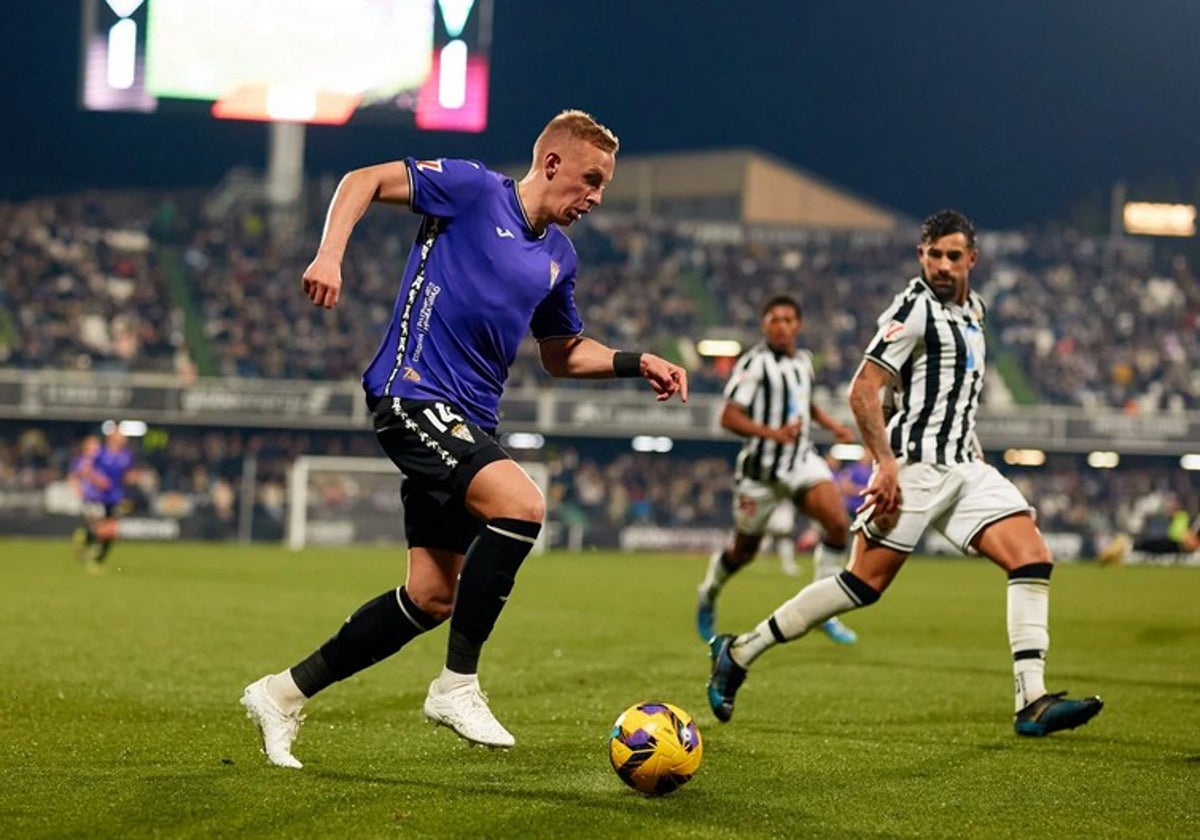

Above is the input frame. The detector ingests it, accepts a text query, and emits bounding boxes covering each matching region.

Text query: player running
[70,427,134,573]
[695,294,858,646]
[242,110,688,768]
[707,210,1103,737]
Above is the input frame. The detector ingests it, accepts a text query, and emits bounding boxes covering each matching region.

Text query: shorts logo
[402,366,421,382]
[737,496,757,517]
[549,260,560,288]
[423,402,469,439]
[415,159,443,172]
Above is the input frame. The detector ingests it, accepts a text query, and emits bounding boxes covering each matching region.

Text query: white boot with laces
[423,676,515,748]
[241,675,304,769]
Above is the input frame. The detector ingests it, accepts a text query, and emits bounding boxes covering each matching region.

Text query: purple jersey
[71,454,104,504]
[362,158,585,429]
[838,460,873,518]
[81,446,133,506]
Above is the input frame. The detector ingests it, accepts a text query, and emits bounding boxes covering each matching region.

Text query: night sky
[4,1,1200,227]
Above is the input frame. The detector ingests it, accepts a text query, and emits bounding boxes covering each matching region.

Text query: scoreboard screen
[79,0,491,131]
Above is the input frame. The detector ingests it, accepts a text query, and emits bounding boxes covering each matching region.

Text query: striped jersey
[863,276,988,465]
[362,158,585,429]
[724,341,818,482]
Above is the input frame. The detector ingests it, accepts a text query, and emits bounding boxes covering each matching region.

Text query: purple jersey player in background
[70,427,134,572]
[242,109,689,769]
[835,452,874,521]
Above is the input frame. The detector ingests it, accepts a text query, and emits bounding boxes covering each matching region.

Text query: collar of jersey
[510,182,547,240]
[917,274,972,314]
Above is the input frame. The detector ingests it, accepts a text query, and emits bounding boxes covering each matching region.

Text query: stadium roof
[595,148,905,230]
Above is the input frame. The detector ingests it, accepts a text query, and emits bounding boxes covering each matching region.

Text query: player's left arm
[539,336,688,403]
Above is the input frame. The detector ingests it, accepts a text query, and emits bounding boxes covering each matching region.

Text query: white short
[854,460,1033,554]
[764,501,796,536]
[733,450,833,536]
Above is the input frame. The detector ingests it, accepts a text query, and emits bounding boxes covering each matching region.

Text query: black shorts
[370,395,510,553]
[81,502,118,522]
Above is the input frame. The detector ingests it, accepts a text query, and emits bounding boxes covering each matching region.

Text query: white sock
[730,576,859,667]
[266,671,307,715]
[1008,577,1050,711]
[777,538,796,570]
[812,541,846,581]
[699,549,733,601]
[435,667,478,693]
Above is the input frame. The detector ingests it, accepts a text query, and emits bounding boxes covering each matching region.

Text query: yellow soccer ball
[608,701,703,795]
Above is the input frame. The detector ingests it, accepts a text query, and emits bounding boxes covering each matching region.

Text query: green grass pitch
[1,539,1197,838]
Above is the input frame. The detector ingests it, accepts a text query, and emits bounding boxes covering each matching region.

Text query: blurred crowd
[3,184,1199,553]
[0,193,189,374]
[3,186,1198,409]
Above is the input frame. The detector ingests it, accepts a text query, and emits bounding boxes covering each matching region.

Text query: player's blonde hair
[533,109,619,159]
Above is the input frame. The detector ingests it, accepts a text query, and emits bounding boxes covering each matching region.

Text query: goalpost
[286,455,550,554]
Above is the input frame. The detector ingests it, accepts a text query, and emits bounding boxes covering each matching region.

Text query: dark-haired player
[695,294,858,645]
[242,110,688,768]
[707,210,1103,737]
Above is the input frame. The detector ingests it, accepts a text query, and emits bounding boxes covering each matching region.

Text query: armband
[613,351,644,378]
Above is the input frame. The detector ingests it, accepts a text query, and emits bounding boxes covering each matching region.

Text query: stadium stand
[3,178,1199,554]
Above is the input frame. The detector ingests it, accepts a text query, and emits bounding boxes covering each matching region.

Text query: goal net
[286,455,549,553]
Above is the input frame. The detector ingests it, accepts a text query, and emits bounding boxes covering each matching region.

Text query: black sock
[94,540,113,564]
[446,518,541,675]
[291,586,443,697]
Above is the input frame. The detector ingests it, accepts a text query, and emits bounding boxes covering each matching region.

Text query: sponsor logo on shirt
[415,159,443,172]
[549,260,560,288]
[402,367,421,382]
[495,226,515,238]
[883,320,905,341]
[965,323,984,371]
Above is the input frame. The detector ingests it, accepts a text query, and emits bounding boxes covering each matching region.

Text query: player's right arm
[848,359,900,515]
[719,402,798,444]
[302,162,411,309]
[718,352,797,443]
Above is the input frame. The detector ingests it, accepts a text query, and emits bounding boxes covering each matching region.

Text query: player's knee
[420,597,455,623]
[1020,541,1053,568]
[838,570,882,606]
[505,496,545,524]
[491,481,546,523]
[407,585,456,622]
[823,518,850,546]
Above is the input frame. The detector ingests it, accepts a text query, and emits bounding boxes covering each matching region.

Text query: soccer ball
[608,701,703,795]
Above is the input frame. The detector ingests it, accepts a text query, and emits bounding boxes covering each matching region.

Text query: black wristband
[613,351,643,378]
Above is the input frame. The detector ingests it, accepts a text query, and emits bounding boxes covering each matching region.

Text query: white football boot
[423,679,515,748]
[241,676,304,769]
